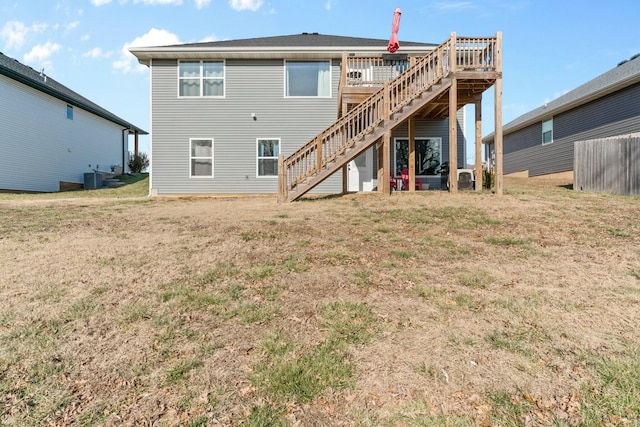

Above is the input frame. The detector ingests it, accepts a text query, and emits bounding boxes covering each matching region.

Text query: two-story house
[130,32,502,200]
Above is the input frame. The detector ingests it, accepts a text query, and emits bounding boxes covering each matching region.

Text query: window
[66,105,73,120]
[285,60,331,97]
[190,139,213,177]
[394,138,442,176]
[542,118,553,144]
[179,61,224,97]
[257,139,279,177]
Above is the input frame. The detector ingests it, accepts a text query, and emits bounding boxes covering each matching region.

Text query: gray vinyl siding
[390,110,465,189]
[1,75,126,192]
[501,82,640,177]
[150,58,342,195]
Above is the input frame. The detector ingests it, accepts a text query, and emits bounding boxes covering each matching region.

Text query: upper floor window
[257,138,279,177]
[285,60,331,97]
[190,138,213,177]
[179,61,224,97]
[542,118,553,144]
[66,105,73,120]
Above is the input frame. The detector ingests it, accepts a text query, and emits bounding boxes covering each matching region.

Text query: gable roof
[130,32,437,63]
[0,52,147,135]
[484,54,640,142]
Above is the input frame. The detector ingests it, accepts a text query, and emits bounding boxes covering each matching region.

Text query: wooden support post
[408,118,415,192]
[383,132,391,195]
[338,51,347,117]
[342,165,348,194]
[475,98,483,191]
[494,78,503,196]
[494,32,503,196]
[377,138,384,193]
[449,78,458,194]
[277,154,285,202]
[448,32,458,194]
[134,131,139,156]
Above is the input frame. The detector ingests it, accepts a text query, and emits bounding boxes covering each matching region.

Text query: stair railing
[278,33,498,201]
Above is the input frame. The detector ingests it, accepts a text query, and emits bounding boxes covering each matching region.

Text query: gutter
[0,66,147,135]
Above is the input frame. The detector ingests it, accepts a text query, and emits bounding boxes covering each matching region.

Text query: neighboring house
[483,53,640,178]
[0,52,147,193]
[130,32,501,198]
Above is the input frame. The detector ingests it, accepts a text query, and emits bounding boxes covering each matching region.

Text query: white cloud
[325,0,335,11]
[91,0,112,5]
[229,0,263,12]
[199,34,219,43]
[1,21,47,51]
[133,0,183,4]
[66,21,80,31]
[195,0,211,9]
[23,41,62,67]
[83,47,113,59]
[432,1,475,11]
[113,28,181,73]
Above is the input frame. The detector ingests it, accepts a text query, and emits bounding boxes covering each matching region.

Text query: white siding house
[0,52,147,192]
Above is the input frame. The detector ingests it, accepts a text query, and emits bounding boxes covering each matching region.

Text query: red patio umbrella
[387,8,402,53]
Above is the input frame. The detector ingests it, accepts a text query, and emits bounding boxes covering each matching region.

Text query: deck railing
[279,33,499,201]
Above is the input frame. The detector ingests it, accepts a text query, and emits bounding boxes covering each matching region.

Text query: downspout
[122,127,130,174]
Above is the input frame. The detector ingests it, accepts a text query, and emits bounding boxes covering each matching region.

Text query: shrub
[128,152,149,173]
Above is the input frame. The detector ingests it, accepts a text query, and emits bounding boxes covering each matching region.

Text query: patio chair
[390,173,398,191]
[400,168,423,191]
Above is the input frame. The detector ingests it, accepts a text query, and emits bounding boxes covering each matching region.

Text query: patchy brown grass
[1,177,639,426]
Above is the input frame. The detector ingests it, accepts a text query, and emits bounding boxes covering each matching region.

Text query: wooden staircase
[278,33,500,202]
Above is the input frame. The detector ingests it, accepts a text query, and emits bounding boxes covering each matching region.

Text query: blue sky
[2,0,639,162]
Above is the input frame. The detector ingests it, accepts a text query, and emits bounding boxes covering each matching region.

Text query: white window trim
[284,59,332,98]
[189,138,214,178]
[542,118,553,145]
[393,137,443,176]
[256,138,280,178]
[178,60,225,98]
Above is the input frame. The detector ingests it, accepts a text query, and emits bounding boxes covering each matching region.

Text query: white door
[347,148,374,192]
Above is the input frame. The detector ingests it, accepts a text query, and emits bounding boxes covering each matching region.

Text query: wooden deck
[278,32,503,202]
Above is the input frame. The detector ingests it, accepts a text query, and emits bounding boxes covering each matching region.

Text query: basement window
[190,138,214,177]
[257,138,279,177]
[66,105,73,120]
[542,118,553,144]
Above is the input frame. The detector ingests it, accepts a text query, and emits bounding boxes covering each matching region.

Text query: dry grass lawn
[1,176,639,426]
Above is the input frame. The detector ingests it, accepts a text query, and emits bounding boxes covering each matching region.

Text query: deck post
[408,118,415,192]
[342,165,348,194]
[475,98,483,191]
[277,154,285,202]
[383,81,390,120]
[377,139,384,193]
[383,131,391,194]
[448,32,458,193]
[494,32,503,196]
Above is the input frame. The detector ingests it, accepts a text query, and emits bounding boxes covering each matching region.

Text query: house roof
[0,52,147,135]
[484,53,640,143]
[130,32,437,63]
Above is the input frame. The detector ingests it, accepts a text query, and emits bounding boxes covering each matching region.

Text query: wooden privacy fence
[574,133,640,196]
